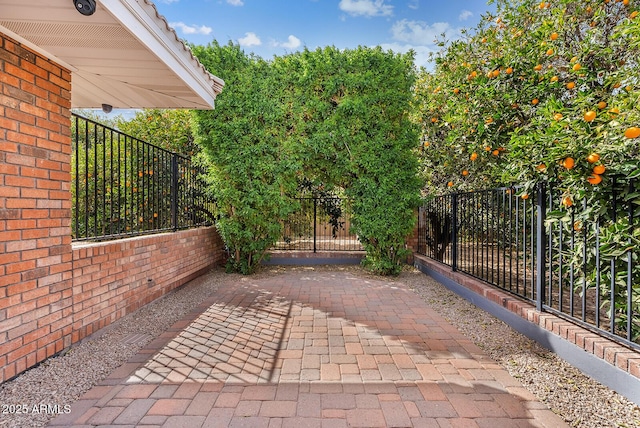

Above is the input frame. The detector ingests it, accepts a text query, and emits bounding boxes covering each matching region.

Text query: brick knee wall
[0,32,225,384]
[413,254,640,382]
[70,227,224,343]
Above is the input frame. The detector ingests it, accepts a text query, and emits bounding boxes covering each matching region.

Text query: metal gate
[273,197,364,252]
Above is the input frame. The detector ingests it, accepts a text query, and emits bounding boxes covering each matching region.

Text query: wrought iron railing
[273,197,364,252]
[418,181,639,350]
[71,113,214,241]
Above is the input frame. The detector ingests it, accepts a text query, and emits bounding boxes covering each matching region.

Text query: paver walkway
[49,270,567,427]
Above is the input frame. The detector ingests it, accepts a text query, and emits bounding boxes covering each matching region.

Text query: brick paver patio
[49,270,567,427]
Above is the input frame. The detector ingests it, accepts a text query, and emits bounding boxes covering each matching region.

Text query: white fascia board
[99,0,222,109]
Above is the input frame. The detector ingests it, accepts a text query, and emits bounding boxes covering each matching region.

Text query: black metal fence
[418,181,639,350]
[71,113,214,241]
[273,197,364,252]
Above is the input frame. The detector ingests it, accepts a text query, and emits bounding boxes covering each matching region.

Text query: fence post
[451,193,458,272]
[313,197,317,253]
[535,183,546,312]
[171,154,179,231]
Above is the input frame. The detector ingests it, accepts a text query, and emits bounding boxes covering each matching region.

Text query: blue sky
[154,0,495,69]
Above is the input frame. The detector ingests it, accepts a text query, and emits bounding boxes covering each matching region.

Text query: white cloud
[391,19,461,45]
[170,22,213,36]
[339,0,393,17]
[386,19,467,70]
[226,0,244,5]
[238,32,262,47]
[277,35,302,50]
[380,42,434,70]
[459,10,473,21]
[408,0,419,10]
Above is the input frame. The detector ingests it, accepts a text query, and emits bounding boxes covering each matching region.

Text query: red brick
[6,198,36,209]
[0,230,22,242]
[0,273,21,288]
[0,163,20,176]
[7,339,37,362]
[21,228,49,239]
[630,359,640,379]
[35,158,62,171]
[4,175,35,188]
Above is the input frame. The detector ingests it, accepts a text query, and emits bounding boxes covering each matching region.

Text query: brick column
[0,33,73,383]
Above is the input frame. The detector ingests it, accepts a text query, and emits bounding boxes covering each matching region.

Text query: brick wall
[0,33,224,383]
[71,227,224,343]
[0,33,74,383]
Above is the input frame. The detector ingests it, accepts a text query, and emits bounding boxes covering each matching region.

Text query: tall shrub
[280,47,422,275]
[192,42,299,274]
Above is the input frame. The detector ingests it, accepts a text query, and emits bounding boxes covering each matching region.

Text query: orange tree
[417,0,640,340]
[417,0,640,195]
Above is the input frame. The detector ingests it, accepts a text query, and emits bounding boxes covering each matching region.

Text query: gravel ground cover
[0,264,639,428]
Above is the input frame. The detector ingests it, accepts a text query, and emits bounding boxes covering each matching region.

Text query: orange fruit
[566,82,576,89]
[631,11,638,19]
[492,149,500,156]
[587,174,602,185]
[536,163,546,171]
[586,153,600,163]
[485,146,492,151]
[423,141,430,147]
[546,48,554,56]
[584,111,596,122]
[550,32,559,40]
[470,152,478,161]
[532,98,539,105]
[431,117,438,123]
[572,63,582,72]
[593,165,606,174]
[562,195,573,207]
[534,64,543,71]
[597,101,607,109]
[521,193,529,200]
[506,67,513,74]
[553,113,563,121]
[447,181,454,187]
[625,127,640,138]
[462,170,469,176]
[609,107,620,115]
[562,157,575,169]
[453,88,460,94]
